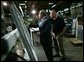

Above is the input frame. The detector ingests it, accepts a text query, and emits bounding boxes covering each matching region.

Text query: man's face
[50,10,57,18]
[38,11,43,19]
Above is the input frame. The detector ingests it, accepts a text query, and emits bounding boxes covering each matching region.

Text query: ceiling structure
[2,1,82,16]
[17,1,82,10]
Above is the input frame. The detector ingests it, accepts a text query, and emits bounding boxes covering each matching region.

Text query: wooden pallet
[70,38,83,46]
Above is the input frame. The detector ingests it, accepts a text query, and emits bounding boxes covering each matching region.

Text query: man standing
[37,10,53,61]
[50,9,66,60]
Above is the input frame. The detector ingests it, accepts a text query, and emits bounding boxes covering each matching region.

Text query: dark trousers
[53,34,65,56]
[40,35,53,61]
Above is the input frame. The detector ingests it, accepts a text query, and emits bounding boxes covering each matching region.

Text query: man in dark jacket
[37,10,53,61]
[50,9,66,60]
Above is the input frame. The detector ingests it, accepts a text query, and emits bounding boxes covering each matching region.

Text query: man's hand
[51,32,55,38]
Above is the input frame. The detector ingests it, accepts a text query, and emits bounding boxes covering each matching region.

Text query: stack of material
[70,38,83,46]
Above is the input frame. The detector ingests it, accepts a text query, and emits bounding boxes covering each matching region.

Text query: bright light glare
[3,2,7,6]
[31,10,36,14]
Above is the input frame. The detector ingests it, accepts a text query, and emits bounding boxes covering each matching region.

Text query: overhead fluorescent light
[19,3,25,5]
[49,3,54,5]
[64,8,69,11]
[51,4,56,8]
[58,10,63,13]
[76,3,82,7]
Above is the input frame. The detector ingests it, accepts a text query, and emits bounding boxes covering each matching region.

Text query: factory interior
[1,1,83,61]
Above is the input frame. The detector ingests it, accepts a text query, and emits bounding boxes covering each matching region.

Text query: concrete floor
[33,33,47,61]
[33,33,83,61]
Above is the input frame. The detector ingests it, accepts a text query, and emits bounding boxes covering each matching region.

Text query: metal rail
[9,2,38,61]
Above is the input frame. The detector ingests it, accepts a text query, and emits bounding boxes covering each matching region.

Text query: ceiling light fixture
[31,9,36,14]
[3,2,7,6]
[51,4,56,8]
[19,3,25,6]
[49,3,54,5]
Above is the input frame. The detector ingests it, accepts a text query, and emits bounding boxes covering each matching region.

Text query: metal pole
[9,2,38,61]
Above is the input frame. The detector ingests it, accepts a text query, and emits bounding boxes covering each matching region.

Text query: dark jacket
[38,17,51,37]
[38,17,53,61]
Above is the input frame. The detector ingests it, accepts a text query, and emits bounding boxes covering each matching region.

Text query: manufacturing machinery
[1,1,38,61]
